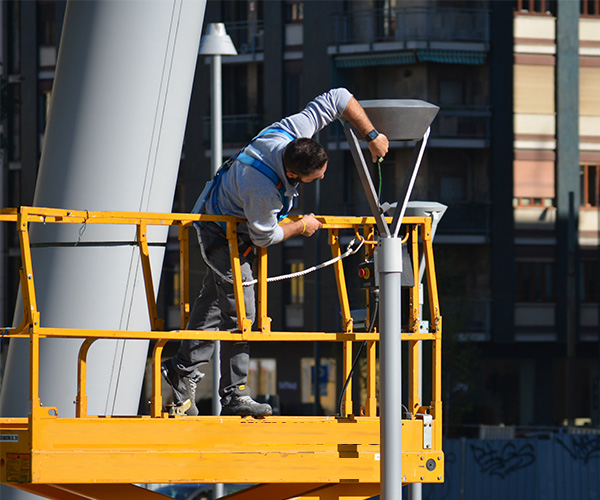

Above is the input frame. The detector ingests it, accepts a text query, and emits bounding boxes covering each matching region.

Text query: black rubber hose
[337,290,379,416]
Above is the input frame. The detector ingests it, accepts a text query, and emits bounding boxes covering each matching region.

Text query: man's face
[286,161,328,184]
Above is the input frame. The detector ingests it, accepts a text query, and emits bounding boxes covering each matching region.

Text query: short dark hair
[283,138,328,177]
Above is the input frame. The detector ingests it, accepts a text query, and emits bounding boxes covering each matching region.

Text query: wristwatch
[366,129,379,142]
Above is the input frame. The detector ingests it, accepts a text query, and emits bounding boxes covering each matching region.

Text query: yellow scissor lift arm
[0,206,443,500]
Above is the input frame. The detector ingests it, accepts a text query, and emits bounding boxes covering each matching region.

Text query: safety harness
[206,127,296,234]
[192,127,365,287]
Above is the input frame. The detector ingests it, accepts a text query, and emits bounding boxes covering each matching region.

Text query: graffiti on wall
[470,442,536,478]
[556,435,600,464]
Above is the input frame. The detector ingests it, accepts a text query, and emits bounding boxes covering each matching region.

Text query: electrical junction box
[357,242,415,290]
[358,260,376,289]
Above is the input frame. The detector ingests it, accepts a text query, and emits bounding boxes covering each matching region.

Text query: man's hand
[368,133,389,163]
[300,213,322,237]
[281,213,322,241]
[343,97,390,162]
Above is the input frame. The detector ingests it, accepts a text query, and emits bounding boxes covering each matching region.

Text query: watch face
[367,129,379,141]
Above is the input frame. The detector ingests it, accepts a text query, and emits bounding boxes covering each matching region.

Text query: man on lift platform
[162,88,389,416]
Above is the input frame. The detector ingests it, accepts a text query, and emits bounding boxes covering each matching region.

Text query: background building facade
[1,0,599,432]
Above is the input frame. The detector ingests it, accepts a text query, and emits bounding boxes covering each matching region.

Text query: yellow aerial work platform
[0,206,443,500]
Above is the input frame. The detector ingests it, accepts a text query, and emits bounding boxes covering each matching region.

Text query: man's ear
[285,170,298,180]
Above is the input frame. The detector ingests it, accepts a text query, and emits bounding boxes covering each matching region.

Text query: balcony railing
[203,114,264,145]
[431,105,491,140]
[437,202,491,235]
[224,20,265,55]
[331,7,490,47]
[441,297,491,336]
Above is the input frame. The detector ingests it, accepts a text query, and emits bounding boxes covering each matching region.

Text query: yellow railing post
[363,224,377,417]
[151,339,169,418]
[423,218,443,447]
[76,339,97,418]
[257,246,271,333]
[329,229,353,334]
[18,210,42,413]
[330,228,354,416]
[137,222,164,331]
[226,221,251,333]
[365,340,377,416]
[408,223,421,416]
[178,223,191,329]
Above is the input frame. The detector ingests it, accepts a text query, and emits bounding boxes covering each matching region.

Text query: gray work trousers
[173,223,256,401]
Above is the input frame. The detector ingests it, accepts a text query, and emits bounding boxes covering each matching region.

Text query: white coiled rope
[198,227,364,287]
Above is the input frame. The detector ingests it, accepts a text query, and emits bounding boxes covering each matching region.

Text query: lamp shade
[358,99,439,141]
[199,23,237,56]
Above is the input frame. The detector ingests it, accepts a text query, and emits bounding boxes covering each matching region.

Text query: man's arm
[343,97,390,163]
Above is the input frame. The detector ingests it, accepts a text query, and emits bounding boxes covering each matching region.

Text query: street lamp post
[198,22,237,500]
[199,23,237,175]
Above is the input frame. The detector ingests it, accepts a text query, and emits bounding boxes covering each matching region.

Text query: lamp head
[199,23,237,56]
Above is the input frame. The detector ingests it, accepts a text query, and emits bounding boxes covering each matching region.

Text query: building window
[517,261,556,302]
[7,83,21,161]
[285,261,305,328]
[439,80,465,106]
[289,262,305,305]
[514,0,557,15]
[248,358,277,398]
[581,164,600,207]
[580,260,599,303]
[440,176,466,203]
[285,1,303,22]
[582,0,600,16]
[38,1,57,46]
[300,357,337,415]
[513,197,554,207]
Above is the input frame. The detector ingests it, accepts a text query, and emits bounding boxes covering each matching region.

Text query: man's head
[283,138,328,183]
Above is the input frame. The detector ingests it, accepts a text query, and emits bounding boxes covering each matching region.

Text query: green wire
[377,157,384,199]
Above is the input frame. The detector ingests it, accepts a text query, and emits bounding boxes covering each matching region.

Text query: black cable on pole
[337,290,379,417]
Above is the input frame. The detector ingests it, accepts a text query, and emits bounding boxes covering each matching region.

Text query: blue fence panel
[552,434,600,500]
[417,435,600,500]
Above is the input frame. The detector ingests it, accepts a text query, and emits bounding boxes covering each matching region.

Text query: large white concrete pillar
[1,2,205,497]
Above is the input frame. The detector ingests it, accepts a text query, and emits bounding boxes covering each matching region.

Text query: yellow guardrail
[0,206,441,433]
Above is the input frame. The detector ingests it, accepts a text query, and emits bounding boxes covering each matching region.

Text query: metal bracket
[166,399,191,417]
[343,122,390,237]
[416,413,433,449]
[343,121,432,239]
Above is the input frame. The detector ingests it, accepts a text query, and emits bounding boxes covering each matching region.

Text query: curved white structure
[1,0,206,497]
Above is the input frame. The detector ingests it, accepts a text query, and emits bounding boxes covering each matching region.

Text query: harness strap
[210,127,296,233]
[236,152,293,221]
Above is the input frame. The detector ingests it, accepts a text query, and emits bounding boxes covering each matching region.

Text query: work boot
[161,358,203,416]
[220,385,272,417]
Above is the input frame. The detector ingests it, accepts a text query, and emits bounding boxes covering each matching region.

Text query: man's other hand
[368,133,389,163]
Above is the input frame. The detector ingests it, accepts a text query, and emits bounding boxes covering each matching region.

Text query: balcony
[330,6,490,53]
[224,20,265,56]
[430,105,491,147]
[203,114,264,146]
[441,298,491,339]
[436,202,491,237]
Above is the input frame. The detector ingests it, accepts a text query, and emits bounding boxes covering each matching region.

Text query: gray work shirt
[203,88,353,247]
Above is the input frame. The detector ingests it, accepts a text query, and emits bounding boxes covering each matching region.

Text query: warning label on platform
[6,453,31,483]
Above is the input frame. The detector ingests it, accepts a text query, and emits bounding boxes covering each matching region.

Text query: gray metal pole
[210,54,222,176]
[210,51,225,500]
[209,52,223,418]
[378,237,404,499]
